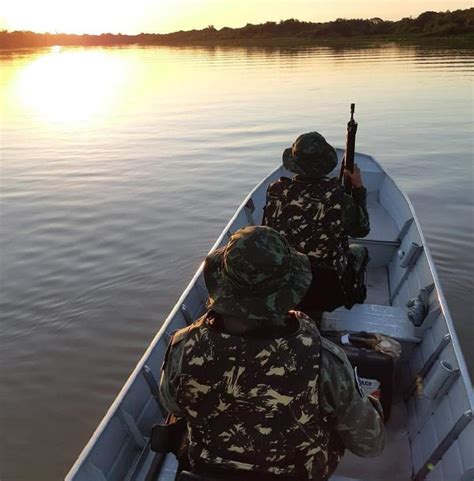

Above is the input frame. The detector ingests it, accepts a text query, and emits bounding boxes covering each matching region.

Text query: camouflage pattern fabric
[342,245,370,307]
[282,132,338,179]
[160,313,385,466]
[348,244,369,272]
[318,336,385,457]
[204,226,312,323]
[173,311,344,480]
[342,186,371,238]
[263,176,349,276]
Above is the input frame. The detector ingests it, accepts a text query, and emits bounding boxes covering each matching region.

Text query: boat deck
[330,265,413,481]
[366,267,390,306]
[365,193,399,244]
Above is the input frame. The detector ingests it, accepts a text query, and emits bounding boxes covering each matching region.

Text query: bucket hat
[204,226,312,321]
[283,131,338,178]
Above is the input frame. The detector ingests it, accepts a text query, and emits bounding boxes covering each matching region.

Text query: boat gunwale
[65,151,473,480]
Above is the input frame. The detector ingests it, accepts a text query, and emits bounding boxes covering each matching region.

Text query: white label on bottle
[359,377,381,399]
[341,334,351,345]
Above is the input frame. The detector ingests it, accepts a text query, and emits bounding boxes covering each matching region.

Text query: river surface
[0,44,473,481]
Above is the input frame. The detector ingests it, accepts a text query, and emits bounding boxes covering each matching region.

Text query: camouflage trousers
[348,244,369,273]
[297,245,369,316]
[344,244,370,308]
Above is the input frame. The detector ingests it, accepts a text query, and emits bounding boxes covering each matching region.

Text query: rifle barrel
[343,103,358,194]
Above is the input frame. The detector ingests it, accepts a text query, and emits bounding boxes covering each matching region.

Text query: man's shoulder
[171,325,192,346]
[292,311,322,338]
[326,175,343,185]
[267,176,292,193]
[325,177,346,195]
[163,316,208,371]
[294,176,344,197]
[321,336,350,366]
[170,313,208,346]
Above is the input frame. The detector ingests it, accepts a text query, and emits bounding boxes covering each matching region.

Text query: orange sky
[0,0,471,35]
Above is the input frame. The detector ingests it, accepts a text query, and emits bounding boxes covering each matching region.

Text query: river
[0,43,473,480]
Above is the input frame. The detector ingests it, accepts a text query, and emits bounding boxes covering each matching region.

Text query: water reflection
[10,47,129,125]
[1,44,473,481]
[4,44,472,132]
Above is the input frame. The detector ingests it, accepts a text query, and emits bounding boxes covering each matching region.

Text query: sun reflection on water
[13,48,129,126]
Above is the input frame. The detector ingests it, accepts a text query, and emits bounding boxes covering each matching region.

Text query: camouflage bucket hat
[204,226,312,321]
[283,131,338,178]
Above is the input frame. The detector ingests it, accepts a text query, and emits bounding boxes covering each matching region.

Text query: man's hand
[368,394,385,422]
[343,163,363,188]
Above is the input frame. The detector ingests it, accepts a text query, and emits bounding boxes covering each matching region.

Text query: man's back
[160,311,384,481]
[263,176,349,275]
[172,311,341,479]
[263,131,371,312]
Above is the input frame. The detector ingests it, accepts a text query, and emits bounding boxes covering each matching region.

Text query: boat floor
[365,266,390,306]
[332,266,412,480]
[365,194,399,244]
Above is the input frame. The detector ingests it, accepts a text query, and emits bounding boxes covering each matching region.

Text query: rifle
[340,103,358,194]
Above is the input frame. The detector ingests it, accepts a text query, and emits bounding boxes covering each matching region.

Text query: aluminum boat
[66,151,474,481]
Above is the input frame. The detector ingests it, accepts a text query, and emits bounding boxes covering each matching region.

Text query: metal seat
[321,303,421,344]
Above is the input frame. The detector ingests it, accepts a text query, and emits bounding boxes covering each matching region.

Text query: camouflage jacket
[160,311,384,479]
[262,176,370,275]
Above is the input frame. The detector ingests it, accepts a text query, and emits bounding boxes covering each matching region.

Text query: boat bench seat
[321,303,421,344]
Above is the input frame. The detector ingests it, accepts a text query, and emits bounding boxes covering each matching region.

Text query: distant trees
[393,8,473,35]
[1,8,472,48]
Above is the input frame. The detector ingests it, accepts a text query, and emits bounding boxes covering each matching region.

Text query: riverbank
[1,33,473,50]
[2,8,473,49]
[169,33,474,48]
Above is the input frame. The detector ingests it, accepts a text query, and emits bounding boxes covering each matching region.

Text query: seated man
[262,131,370,314]
[160,226,384,481]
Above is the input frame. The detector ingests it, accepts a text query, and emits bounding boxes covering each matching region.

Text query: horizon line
[1,6,471,37]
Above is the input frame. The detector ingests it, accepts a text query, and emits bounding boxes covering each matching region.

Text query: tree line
[1,8,473,48]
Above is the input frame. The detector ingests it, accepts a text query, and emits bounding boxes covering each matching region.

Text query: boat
[65,150,474,481]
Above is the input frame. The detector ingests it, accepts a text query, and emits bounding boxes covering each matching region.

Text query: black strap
[150,416,187,454]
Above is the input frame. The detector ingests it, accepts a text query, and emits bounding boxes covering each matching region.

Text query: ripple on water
[1,44,473,481]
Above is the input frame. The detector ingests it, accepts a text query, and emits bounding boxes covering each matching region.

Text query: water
[0,44,472,481]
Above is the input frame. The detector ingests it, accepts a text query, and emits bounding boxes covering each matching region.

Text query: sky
[0,0,472,35]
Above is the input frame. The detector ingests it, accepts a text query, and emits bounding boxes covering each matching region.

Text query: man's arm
[341,164,370,238]
[159,333,187,417]
[320,337,385,457]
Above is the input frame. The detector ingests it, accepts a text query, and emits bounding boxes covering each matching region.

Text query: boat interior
[66,152,473,481]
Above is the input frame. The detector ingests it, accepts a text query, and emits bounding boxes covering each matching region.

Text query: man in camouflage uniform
[262,131,370,314]
[160,226,384,481]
